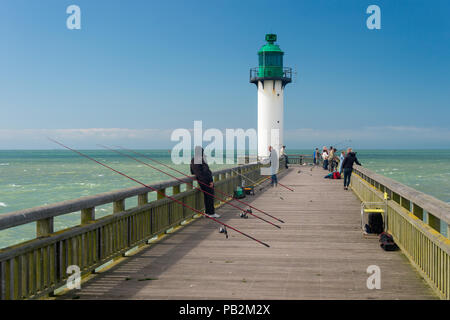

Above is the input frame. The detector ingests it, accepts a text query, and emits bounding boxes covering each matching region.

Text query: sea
[0,149,449,248]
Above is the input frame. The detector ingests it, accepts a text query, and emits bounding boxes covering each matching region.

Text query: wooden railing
[286,154,314,165]
[0,161,278,300]
[350,165,450,300]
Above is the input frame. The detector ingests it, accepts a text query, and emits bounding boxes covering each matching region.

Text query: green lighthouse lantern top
[250,34,292,87]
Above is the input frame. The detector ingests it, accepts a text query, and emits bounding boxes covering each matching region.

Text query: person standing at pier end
[327,147,335,172]
[190,146,220,218]
[341,148,362,190]
[314,148,320,165]
[280,145,288,169]
[338,150,346,173]
[322,147,329,170]
[261,146,279,187]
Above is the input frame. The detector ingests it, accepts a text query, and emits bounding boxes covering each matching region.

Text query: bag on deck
[332,171,341,179]
[243,186,255,195]
[233,187,246,199]
[368,212,384,234]
[379,232,399,251]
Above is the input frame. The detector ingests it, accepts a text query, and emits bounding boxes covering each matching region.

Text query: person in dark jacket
[190,146,220,218]
[341,148,361,190]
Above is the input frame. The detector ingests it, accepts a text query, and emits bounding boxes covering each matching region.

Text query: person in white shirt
[261,146,279,187]
[322,146,329,170]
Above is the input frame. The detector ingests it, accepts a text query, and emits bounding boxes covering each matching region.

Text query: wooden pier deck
[57,167,437,300]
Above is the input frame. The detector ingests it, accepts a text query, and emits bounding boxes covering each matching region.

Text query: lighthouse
[250,34,292,158]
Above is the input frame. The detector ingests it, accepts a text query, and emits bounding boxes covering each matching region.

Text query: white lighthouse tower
[250,34,292,158]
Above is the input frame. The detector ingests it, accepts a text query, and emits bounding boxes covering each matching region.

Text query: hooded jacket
[341,152,361,169]
[190,147,213,184]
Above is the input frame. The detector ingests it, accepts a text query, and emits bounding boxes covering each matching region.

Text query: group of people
[314,146,361,190]
[191,144,361,219]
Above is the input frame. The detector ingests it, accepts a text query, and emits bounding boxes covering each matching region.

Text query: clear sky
[1,0,449,149]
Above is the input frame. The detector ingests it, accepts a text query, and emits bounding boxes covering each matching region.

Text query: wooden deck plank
[57,166,437,300]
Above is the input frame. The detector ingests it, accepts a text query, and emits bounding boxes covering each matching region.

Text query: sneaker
[208,213,221,218]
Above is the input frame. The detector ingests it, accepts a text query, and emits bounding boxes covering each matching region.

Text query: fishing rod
[99,145,281,229]
[231,168,295,192]
[48,138,270,248]
[115,146,285,224]
[333,139,352,151]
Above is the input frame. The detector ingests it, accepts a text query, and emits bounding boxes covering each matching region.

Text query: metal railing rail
[285,154,314,165]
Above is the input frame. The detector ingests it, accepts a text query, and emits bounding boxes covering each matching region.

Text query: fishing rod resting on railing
[48,138,270,248]
[99,145,281,229]
[231,168,294,192]
[115,146,286,224]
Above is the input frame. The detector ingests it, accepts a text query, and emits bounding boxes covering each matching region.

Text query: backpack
[379,232,399,251]
[332,171,341,179]
[233,187,246,199]
[368,212,384,234]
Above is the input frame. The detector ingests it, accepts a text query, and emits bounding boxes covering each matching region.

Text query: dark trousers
[330,160,336,172]
[200,183,215,215]
[271,174,278,186]
[323,159,329,170]
[343,168,353,187]
[284,155,289,168]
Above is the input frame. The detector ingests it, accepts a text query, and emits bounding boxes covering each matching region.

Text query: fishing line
[99,145,280,229]
[116,146,286,224]
[48,138,270,248]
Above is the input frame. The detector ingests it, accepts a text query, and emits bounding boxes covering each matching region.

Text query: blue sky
[0,0,449,149]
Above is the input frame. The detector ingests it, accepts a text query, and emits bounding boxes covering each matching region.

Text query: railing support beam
[36,218,53,237]
[81,207,95,224]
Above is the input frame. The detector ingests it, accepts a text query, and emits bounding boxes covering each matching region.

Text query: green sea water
[0,149,449,248]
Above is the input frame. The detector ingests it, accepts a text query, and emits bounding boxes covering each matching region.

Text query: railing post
[186,182,193,190]
[413,203,424,221]
[113,199,125,213]
[36,218,53,237]
[157,188,166,200]
[173,185,181,195]
[81,207,95,224]
[138,193,148,206]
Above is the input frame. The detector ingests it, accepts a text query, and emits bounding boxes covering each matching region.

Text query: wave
[0,163,9,166]
[0,202,7,207]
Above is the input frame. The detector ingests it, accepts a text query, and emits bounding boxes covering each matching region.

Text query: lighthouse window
[260,53,283,67]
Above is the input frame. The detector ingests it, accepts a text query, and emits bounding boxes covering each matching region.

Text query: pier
[0,158,449,300]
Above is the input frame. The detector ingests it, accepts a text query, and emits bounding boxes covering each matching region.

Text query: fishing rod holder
[219,226,228,238]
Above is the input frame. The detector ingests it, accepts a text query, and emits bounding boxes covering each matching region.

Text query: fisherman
[330,147,338,172]
[190,146,220,218]
[280,145,288,169]
[338,150,346,173]
[261,146,279,187]
[314,148,320,165]
[341,148,362,190]
[322,146,329,170]
[328,147,335,172]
